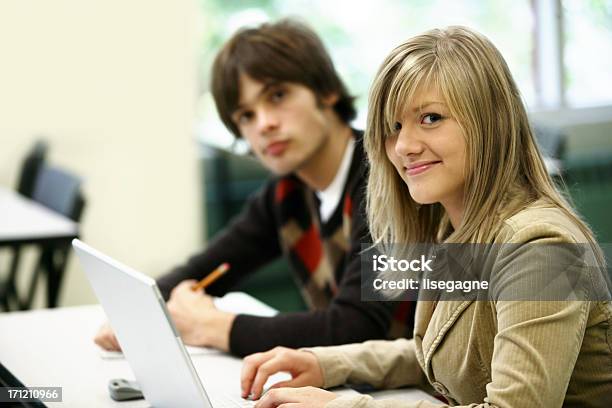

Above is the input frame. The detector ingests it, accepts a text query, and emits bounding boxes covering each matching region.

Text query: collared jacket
[308,202,612,407]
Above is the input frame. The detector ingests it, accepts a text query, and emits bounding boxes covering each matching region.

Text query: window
[563,0,612,107]
[197,0,610,149]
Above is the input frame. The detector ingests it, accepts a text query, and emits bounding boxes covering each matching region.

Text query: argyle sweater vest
[274,176,414,339]
[274,176,350,310]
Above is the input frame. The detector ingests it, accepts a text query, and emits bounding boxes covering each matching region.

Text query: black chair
[202,144,306,312]
[1,163,85,311]
[1,141,48,311]
[31,166,85,222]
[17,140,48,198]
[22,165,85,309]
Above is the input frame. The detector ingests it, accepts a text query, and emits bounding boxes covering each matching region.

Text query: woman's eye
[393,121,402,131]
[238,111,254,125]
[421,113,443,125]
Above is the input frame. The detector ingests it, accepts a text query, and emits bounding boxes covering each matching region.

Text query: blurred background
[1,0,611,312]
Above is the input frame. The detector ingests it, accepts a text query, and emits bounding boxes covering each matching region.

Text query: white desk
[0,187,77,244]
[0,305,440,407]
[0,186,79,309]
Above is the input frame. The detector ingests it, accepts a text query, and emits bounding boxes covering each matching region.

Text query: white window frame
[533,0,565,110]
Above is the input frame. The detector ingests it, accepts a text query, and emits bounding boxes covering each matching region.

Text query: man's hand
[241,346,325,400]
[94,321,121,351]
[254,386,338,408]
[166,280,236,352]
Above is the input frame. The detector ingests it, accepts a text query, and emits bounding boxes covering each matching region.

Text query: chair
[17,140,48,198]
[202,143,306,312]
[22,165,85,309]
[31,166,85,221]
[0,163,85,310]
[1,141,48,310]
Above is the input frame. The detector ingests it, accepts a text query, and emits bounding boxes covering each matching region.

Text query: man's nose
[256,108,280,135]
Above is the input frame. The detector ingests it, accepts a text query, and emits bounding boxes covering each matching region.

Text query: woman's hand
[254,386,338,408]
[241,346,325,399]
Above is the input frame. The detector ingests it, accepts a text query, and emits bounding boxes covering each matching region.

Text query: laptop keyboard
[210,393,256,407]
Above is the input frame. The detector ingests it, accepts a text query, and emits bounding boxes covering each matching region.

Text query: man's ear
[321,92,340,107]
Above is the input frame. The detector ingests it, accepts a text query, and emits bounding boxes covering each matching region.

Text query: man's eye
[393,121,402,131]
[271,89,285,102]
[421,113,443,125]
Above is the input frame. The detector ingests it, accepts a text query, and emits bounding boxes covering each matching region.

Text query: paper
[213,292,278,317]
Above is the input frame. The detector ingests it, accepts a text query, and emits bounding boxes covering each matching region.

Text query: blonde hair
[365,26,602,256]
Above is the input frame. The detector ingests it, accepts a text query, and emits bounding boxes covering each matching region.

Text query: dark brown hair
[211,19,356,138]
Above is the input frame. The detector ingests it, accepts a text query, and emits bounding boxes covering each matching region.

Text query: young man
[95,19,414,357]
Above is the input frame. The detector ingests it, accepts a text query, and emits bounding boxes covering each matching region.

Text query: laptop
[72,239,253,407]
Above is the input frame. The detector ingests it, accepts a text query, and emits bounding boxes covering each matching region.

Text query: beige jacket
[308,204,612,407]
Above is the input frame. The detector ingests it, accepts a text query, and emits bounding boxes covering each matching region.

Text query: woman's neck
[441,196,464,231]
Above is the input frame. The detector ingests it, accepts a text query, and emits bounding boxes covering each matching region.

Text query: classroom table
[0,186,78,308]
[0,303,441,407]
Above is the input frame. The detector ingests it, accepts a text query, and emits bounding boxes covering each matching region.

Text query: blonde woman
[239,26,612,407]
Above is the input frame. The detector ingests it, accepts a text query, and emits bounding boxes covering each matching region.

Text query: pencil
[191,262,230,292]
